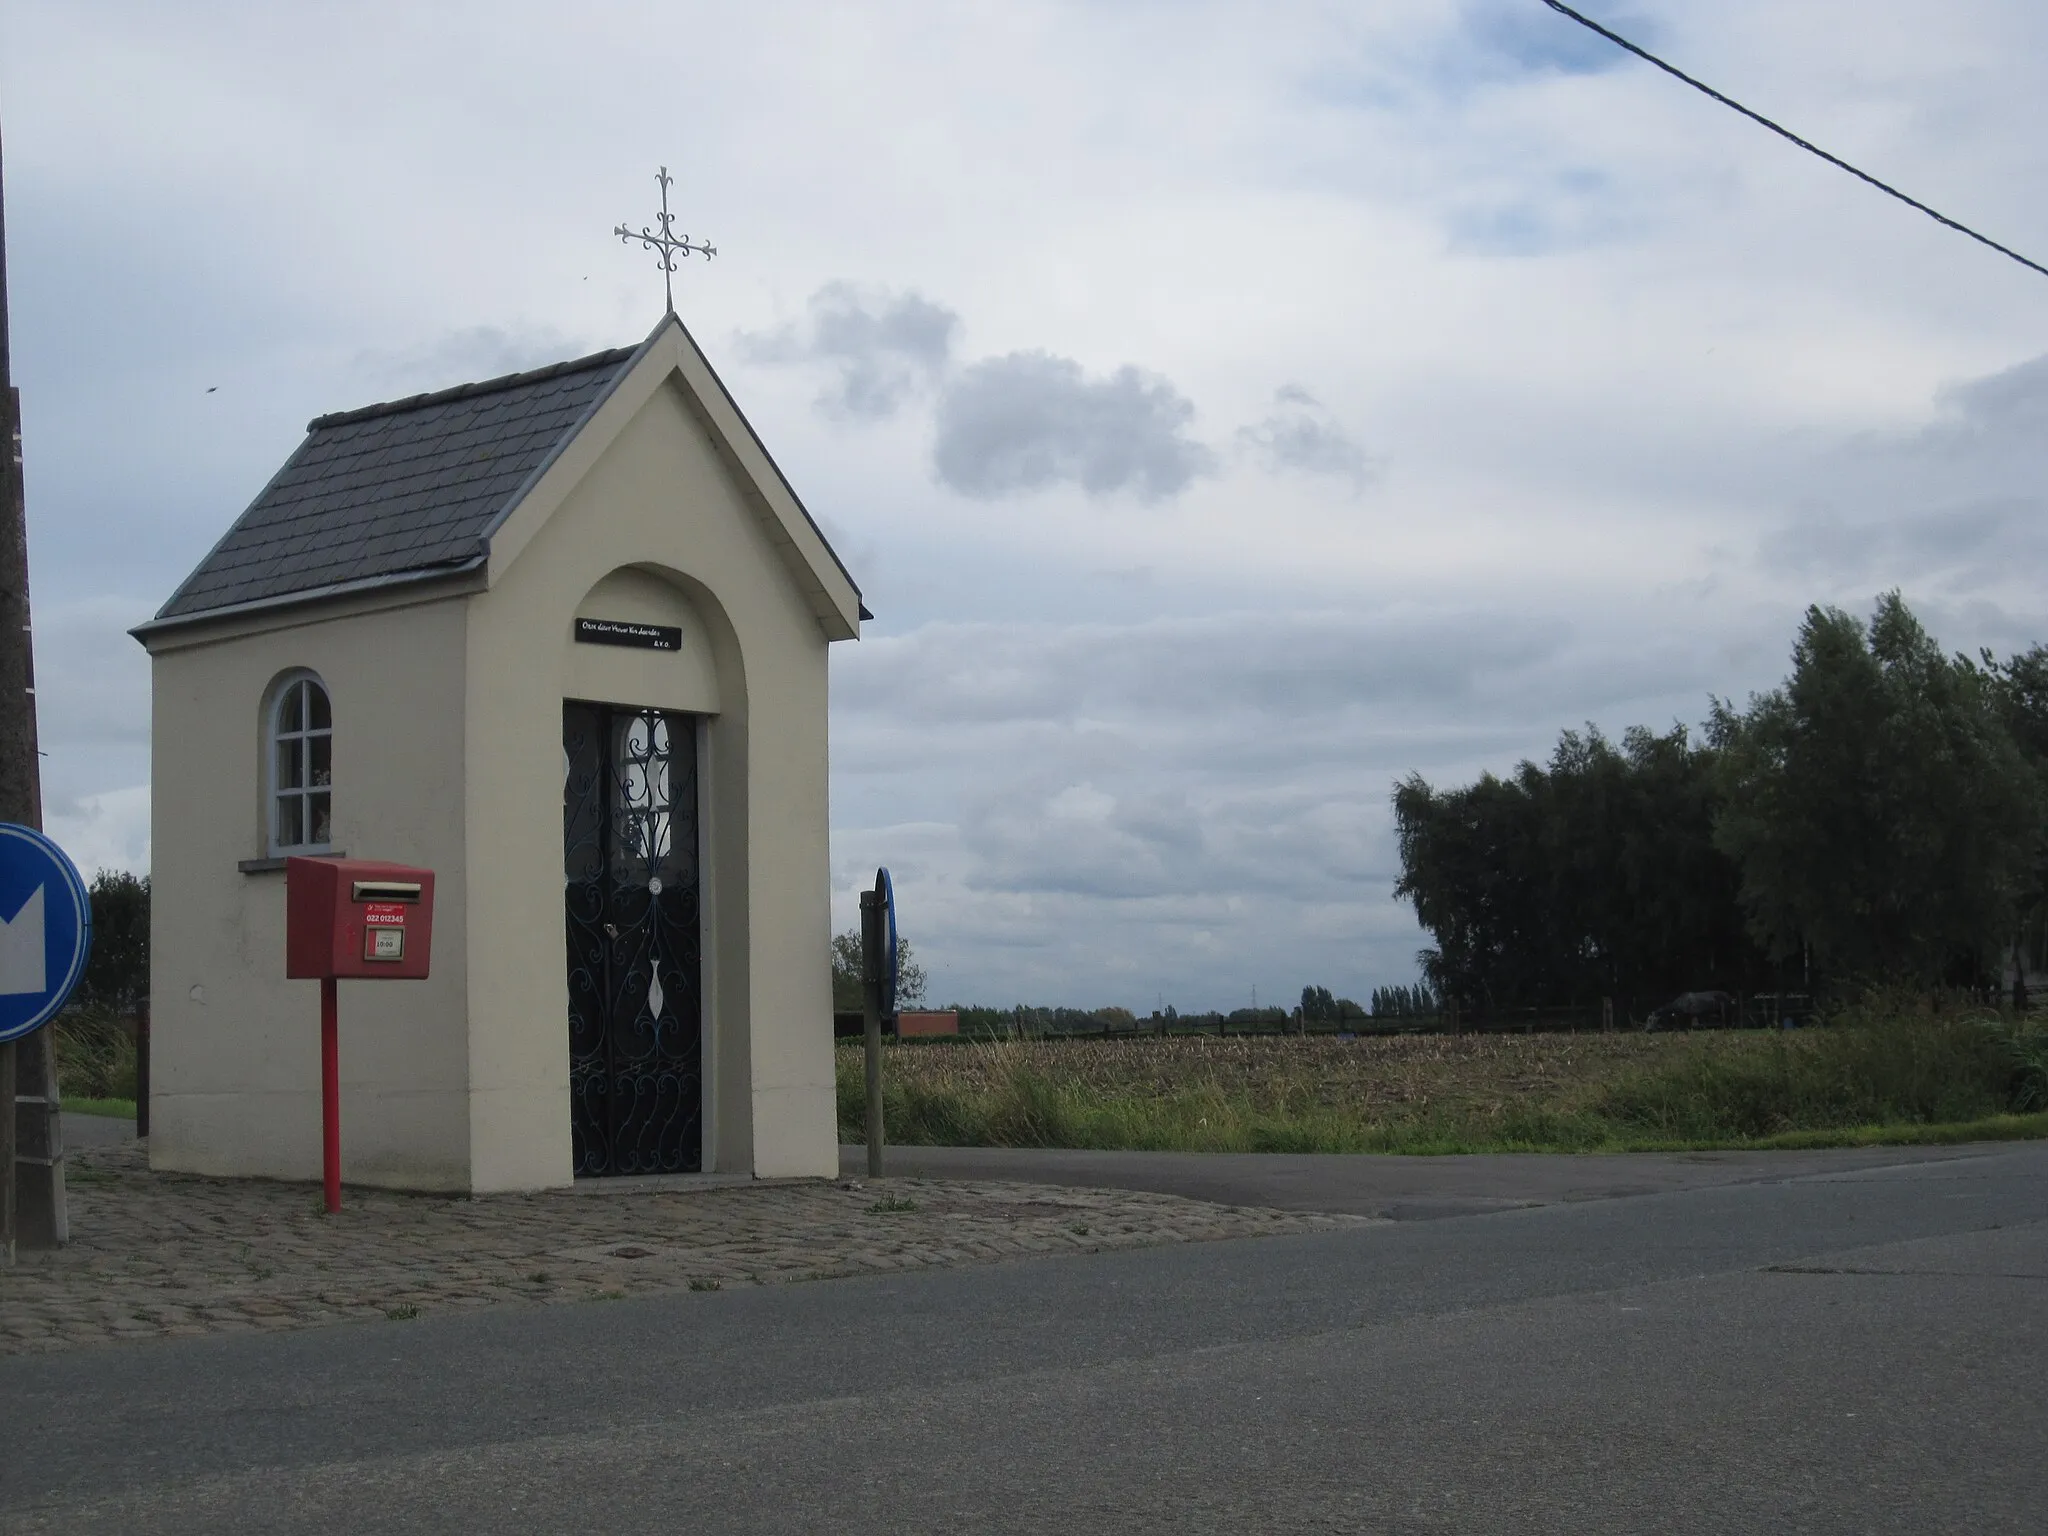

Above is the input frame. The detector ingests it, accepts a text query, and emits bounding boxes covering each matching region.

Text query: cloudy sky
[7,0,2048,1011]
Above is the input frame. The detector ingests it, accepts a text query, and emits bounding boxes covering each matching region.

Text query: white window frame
[266,670,334,857]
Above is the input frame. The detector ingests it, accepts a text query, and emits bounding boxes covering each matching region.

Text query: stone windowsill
[237,850,347,875]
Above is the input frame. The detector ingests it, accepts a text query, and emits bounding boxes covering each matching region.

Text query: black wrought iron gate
[563,701,703,1176]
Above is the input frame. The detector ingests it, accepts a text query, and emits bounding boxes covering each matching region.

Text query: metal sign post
[859,891,884,1179]
[0,1042,12,1268]
[860,868,897,1179]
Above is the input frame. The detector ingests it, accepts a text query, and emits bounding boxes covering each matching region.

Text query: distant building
[133,314,865,1192]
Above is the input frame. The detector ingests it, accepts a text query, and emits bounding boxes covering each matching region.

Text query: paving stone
[0,1140,1371,1356]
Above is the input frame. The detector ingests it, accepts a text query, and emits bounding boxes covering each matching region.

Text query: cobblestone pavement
[0,1142,1371,1356]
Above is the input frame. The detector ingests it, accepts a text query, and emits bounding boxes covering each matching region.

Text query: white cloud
[1236,386,1376,491]
[347,326,599,401]
[46,785,150,879]
[1754,350,2048,622]
[742,283,959,420]
[827,597,1774,1005]
[932,352,1216,501]
[8,0,2048,1006]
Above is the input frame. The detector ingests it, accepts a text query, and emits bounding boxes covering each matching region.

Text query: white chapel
[132,313,864,1192]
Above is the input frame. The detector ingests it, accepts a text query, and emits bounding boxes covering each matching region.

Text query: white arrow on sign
[0,884,47,996]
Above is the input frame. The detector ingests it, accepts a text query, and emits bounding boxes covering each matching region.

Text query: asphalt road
[51,1112,132,1151]
[3,1143,2044,1534]
[845,1140,1999,1219]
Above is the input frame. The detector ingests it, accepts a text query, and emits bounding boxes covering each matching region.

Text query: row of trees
[80,871,149,1012]
[829,929,929,1012]
[947,994,1448,1034]
[1394,595,2048,1009]
[1366,983,1438,1018]
[1300,985,1444,1022]
[944,1003,1303,1034]
[1299,985,1364,1023]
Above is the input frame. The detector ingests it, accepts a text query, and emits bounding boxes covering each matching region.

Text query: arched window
[269,672,333,855]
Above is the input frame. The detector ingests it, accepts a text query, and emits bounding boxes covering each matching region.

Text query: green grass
[50,1008,138,1102]
[838,1007,2048,1155]
[1714,1111,2048,1151]
[46,1009,142,1121]
[64,1097,137,1120]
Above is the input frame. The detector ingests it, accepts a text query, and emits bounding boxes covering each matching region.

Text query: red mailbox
[285,857,435,1212]
[286,857,436,980]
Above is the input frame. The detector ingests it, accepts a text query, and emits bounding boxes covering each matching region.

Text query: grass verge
[838,1007,2048,1155]
[63,1096,137,1120]
[49,1008,138,1102]
[1721,1112,2048,1151]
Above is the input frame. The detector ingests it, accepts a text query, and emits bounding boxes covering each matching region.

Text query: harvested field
[837,1014,2048,1153]
[862,1032,1684,1116]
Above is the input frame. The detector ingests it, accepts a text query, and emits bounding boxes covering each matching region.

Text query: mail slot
[352,880,421,903]
[286,857,435,980]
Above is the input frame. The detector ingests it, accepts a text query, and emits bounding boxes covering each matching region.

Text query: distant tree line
[79,871,149,1013]
[935,990,1454,1035]
[1393,595,2048,1010]
[946,1003,1307,1036]
[830,928,928,1012]
[1367,983,1437,1018]
[1299,985,1363,1023]
[1298,985,1442,1022]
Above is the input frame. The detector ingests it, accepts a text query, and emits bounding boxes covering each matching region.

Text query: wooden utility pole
[0,125,37,817]
[0,993,11,1267]
[0,117,64,1261]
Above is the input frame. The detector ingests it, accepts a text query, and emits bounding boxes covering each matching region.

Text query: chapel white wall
[462,372,837,1191]
[145,598,471,1190]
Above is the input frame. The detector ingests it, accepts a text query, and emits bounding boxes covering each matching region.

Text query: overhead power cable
[1538,0,2048,281]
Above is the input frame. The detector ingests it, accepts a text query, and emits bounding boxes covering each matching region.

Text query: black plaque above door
[575,617,682,651]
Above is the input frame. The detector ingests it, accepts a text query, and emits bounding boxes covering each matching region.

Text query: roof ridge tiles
[307,344,638,431]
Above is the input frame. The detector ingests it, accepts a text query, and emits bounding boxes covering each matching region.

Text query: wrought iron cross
[614,167,716,314]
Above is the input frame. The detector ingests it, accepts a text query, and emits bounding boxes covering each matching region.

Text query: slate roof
[151,344,640,624]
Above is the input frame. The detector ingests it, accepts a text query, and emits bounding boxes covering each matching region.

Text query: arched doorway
[561,701,704,1175]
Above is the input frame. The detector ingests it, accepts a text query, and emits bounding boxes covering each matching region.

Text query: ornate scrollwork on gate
[564,701,703,1176]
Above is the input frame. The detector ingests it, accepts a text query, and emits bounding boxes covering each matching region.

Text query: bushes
[41,869,149,1106]
[81,871,149,1012]
[836,1035,1637,1153]
[1591,1013,2019,1139]
[49,1008,138,1103]
[1987,1015,2048,1114]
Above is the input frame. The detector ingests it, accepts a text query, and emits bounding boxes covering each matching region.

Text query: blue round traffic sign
[0,823,93,1045]
[875,867,898,1015]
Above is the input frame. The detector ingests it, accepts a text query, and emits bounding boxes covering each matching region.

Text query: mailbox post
[285,858,435,1212]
